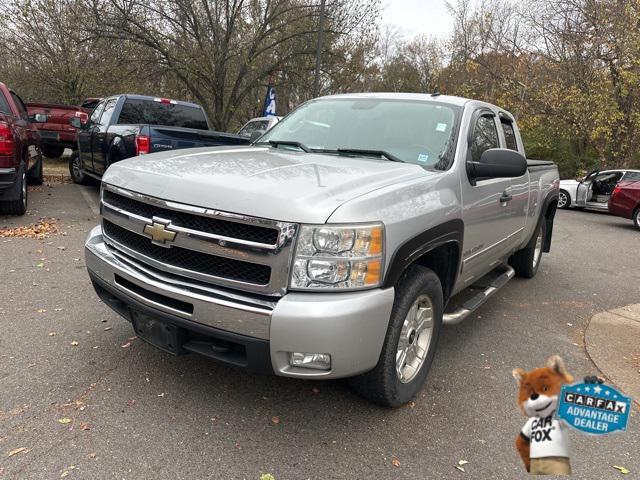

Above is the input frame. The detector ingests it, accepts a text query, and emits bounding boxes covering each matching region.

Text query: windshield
[258,98,461,169]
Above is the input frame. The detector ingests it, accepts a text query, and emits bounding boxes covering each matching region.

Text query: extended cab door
[78,100,105,173]
[459,109,526,286]
[91,97,119,176]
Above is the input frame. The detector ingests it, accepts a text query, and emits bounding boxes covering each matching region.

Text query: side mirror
[70,117,83,129]
[468,148,527,180]
[32,113,48,123]
[249,129,265,143]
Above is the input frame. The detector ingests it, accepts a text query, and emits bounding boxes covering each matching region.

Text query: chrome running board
[443,265,515,325]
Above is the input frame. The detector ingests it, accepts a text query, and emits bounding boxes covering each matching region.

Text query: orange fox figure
[512,355,574,475]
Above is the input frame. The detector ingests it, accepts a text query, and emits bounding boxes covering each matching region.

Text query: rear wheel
[0,166,27,215]
[349,266,443,407]
[558,190,571,209]
[41,144,65,159]
[509,220,546,278]
[633,207,640,230]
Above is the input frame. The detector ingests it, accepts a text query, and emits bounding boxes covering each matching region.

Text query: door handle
[500,192,513,203]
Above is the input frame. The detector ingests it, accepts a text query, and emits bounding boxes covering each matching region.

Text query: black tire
[349,266,443,407]
[0,165,27,215]
[509,220,546,278]
[69,151,92,185]
[558,190,571,209]
[41,144,65,159]
[27,152,44,185]
[633,207,640,230]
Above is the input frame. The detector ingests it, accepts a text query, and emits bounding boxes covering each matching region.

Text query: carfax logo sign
[557,383,631,435]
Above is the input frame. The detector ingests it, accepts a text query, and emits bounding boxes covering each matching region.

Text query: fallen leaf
[58,417,72,424]
[260,474,276,480]
[36,262,44,268]
[458,460,469,466]
[54,308,63,311]
[127,399,136,408]
[271,416,280,424]
[37,309,46,313]
[70,341,79,346]
[80,422,91,431]
[121,342,131,348]
[88,452,97,459]
[157,393,165,397]
[57,246,66,251]
[104,327,112,331]
[0,218,59,239]
[391,457,401,467]
[7,447,28,457]
[48,332,56,336]
[613,465,630,474]
[455,465,465,472]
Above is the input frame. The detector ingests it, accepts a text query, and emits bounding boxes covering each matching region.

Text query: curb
[585,304,640,405]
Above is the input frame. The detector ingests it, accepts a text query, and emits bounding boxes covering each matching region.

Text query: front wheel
[558,190,571,209]
[349,266,443,407]
[69,151,92,185]
[509,220,546,278]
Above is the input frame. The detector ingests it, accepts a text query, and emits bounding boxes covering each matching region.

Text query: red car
[609,171,640,230]
[0,81,44,215]
[26,97,102,159]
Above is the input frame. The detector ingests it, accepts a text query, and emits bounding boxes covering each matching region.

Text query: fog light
[289,352,331,370]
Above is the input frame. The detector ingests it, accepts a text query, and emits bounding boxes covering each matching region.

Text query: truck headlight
[289,223,384,290]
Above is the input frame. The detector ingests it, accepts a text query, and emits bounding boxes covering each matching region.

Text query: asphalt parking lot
[1,184,639,479]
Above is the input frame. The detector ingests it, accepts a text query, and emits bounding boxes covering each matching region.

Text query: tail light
[135,135,150,156]
[0,122,14,156]
[612,185,621,197]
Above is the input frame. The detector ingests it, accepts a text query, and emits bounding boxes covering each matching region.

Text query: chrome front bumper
[86,225,395,378]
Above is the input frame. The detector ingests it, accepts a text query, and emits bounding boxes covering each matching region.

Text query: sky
[380,0,456,41]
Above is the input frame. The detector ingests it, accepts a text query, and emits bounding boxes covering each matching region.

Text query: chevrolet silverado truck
[0,81,44,215]
[85,93,559,407]
[69,94,249,185]
[26,101,95,158]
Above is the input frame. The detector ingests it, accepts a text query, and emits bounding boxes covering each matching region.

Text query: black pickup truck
[69,95,249,184]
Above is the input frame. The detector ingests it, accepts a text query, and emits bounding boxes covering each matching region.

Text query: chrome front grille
[100,184,297,296]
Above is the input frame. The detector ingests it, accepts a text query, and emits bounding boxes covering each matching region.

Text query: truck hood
[102,146,432,223]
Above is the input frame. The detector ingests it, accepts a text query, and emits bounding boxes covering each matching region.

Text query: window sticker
[417,153,430,163]
[436,123,447,132]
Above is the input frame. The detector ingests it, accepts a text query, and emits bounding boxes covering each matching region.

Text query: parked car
[0,81,44,215]
[85,93,559,407]
[237,116,281,138]
[558,169,640,210]
[69,95,249,184]
[26,102,89,158]
[608,172,640,229]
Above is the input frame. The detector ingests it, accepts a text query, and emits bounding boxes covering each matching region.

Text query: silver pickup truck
[85,93,559,407]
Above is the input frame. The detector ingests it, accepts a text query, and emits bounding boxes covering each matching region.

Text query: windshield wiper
[268,140,310,152]
[336,148,404,163]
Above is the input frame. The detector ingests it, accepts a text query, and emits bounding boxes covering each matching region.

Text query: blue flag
[262,85,276,117]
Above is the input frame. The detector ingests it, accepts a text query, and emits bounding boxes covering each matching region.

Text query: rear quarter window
[117,99,209,130]
[0,92,11,115]
[623,171,640,182]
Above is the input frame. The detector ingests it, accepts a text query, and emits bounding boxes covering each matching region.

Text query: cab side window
[90,101,106,124]
[501,120,518,151]
[98,99,118,127]
[470,114,499,163]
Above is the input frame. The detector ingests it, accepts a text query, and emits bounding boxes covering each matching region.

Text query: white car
[237,116,281,139]
[559,169,640,210]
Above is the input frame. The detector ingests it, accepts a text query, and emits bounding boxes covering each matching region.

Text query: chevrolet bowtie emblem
[143,220,177,245]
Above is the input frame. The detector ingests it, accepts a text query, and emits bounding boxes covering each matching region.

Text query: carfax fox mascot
[512,355,574,475]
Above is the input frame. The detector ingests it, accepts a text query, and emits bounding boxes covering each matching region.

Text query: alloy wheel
[396,294,434,383]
